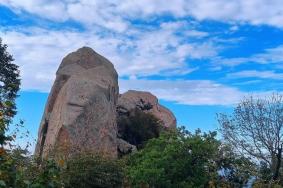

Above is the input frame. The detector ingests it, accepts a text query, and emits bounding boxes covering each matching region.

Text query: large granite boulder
[35,47,119,159]
[117,90,176,129]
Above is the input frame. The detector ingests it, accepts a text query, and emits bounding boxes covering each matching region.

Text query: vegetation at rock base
[125,127,219,187]
[61,154,124,188]
[125,127,255,188]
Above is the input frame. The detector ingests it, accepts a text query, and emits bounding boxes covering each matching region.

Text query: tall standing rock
[35,47,119,159]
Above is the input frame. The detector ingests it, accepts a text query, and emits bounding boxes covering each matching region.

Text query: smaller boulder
[117,90,176,129]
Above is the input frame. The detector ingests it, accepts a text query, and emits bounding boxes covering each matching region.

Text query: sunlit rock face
[117,90,177,129]
[35,47,119,159]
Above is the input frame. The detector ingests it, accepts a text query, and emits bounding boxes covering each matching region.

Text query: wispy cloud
[216,45,283,66]
[227,70,283,80]
[2,0,283,29]
[120,79,281,105]
[120,79,244,105]
[1,0,283,106]
[0,23,215,92]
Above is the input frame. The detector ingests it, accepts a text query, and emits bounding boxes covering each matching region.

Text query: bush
[61,154,124,188]
[0,151,62,188]
[1,153,125,188]
[125,127,220,188]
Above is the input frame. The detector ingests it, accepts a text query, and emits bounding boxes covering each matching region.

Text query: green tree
[218,94,283,183]
[0,38,21,187]
[0,38,20,145]
[126,127,220,188]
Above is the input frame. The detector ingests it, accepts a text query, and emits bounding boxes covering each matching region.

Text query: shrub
[0,151,62,188]
[61,154,124,188]
[125,127,220,188]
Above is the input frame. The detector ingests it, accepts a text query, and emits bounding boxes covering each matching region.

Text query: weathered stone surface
[35,47,119,159]
[117,138,137,157]
[117,90,177,129]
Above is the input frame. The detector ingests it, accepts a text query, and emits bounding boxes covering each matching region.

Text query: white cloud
[0,24,214,92]
[0,25,248,106]
[120,79,281,105]
[184,30,209,38]
[1,27,280,106]
[121,79,283,105]
[2,0,283,106]
[227,70,283,80]
[216,45,283,66]
[120,79,244,105]
[176,43,217,60]
[0,0,68,21]
[66,1,129,32]
[1,0,283,28]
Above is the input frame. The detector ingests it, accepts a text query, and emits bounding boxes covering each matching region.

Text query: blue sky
[1,0,283,149]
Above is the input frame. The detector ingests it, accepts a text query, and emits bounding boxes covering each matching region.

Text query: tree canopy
[125,127,221,187]
[218,94,283,183]
[0,38,20,145]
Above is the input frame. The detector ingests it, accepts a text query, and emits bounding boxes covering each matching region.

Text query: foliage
[125,127,221,188]
[2,152,124,188]
[0,38,26,187]
[253,181,283,188]
[25,159,63,188]
[0,38,20,145]
[1,150,64,188]
[218,94,283,182]
[0,148,25,187]
[61,154,124,188]
[0,140,62,188]
[118,108,162,149]
[216,144,256,187]
[0,118,36,187]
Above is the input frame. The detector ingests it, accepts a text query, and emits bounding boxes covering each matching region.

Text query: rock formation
[35,47,176,159]
[117,90,176,129]
[35,47,119,159]
[117,138,137,157]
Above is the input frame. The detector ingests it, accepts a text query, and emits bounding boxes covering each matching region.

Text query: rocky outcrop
[117,90,176,129]
[35,47,177,159]
[35,47,119,159]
